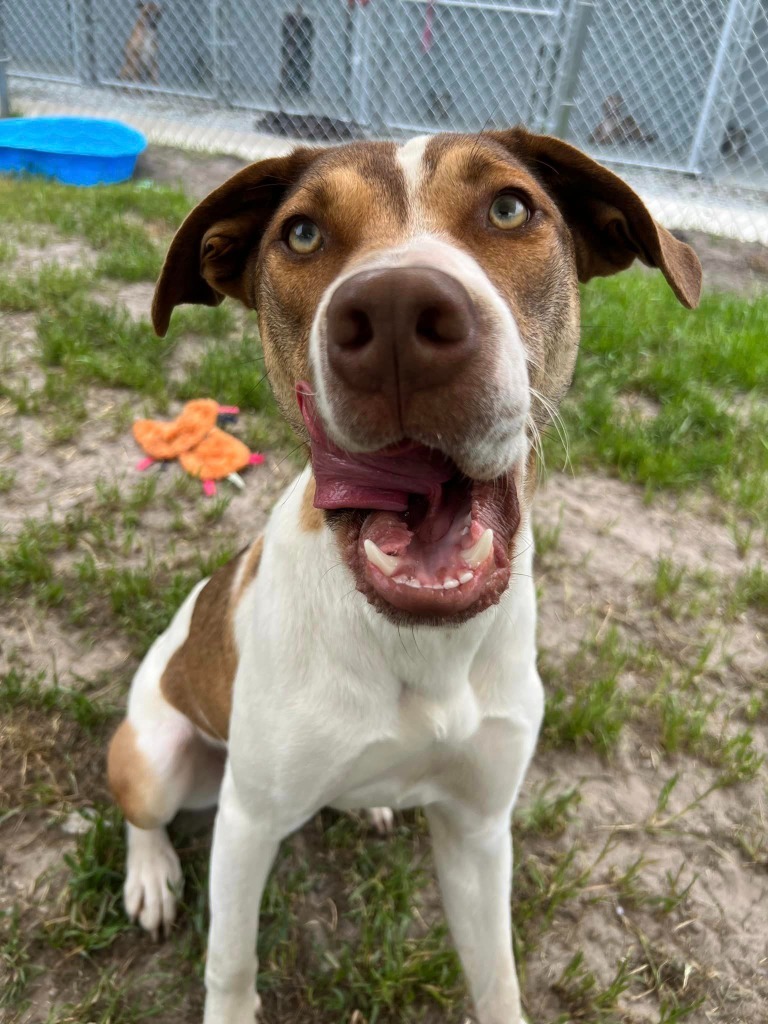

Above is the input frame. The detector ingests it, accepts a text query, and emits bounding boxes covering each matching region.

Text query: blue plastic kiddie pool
[0,117,147,186]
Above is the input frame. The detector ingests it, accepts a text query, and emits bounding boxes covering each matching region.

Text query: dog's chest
[328,675,486,812]
[397,676,481,745]
[139,32,157,62]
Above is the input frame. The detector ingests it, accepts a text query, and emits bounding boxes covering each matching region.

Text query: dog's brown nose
[326,267,478,397]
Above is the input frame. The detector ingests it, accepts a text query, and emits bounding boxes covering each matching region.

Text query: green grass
[175,331,277,414]
[0,668,118,732]
[0,518,72,604]
[657,690,716,755]
[95,227,163,283]
[296,817,462,1019]
[93,547,236,653]
[0,482,236,654]
[730,562,768,615]
[0,468,16,493]
[44,804,128,953]
[550,273,768,529]
[533,507,564,559]
[609,856,697,916]
[0,176,189,248]
[0,500,135,601]
[38,295,178,400]
[541,628,634,755]
[552,951,632,1023]
[0,237,17,264]
[0,264,90,312]
[515,783,581,838]
[0,908,39,1010]
[41,969,187,1024]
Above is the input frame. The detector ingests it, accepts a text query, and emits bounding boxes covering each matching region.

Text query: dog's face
[603,94,624,117]
[153,131,700,625]
[138,2,162,29]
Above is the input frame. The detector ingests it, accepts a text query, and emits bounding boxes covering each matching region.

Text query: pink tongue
[297,383,454,511]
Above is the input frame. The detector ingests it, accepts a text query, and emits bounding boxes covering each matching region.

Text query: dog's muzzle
[326,266,478,408]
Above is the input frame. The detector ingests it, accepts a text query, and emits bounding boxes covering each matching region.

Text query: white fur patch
[396,135,430,202]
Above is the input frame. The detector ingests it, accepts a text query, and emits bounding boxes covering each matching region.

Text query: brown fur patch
[420,136,581,422]
[299,476,323,532]
[107,720,163,829]
[160,550,246,742]
[256,146,407,431]
[234,535,265,603]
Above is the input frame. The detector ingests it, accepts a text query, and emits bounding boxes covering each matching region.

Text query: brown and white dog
[107,130,701,1024]
[119,2,162,85]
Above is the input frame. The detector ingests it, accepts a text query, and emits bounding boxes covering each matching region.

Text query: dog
[255,111,364,142]
[427,88,455,123]
[119,2,162,85]
[720,120,750,159]
[590,93,657,146]
[107,129,701,1024]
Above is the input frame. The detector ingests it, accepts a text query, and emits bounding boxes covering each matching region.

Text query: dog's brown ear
[152,148,320,336]
[490,128,702,309]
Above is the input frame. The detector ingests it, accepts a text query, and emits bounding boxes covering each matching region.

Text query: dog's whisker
[529,387,572,473]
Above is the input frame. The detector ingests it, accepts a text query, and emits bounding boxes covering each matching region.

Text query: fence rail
[2,0,768,237]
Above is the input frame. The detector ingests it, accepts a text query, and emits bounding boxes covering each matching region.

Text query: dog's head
[603,94,625,117]
[153,131,700,625]
[138,2,162,28]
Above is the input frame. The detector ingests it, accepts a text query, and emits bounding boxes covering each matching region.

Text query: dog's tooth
[404,578,422,588]
[461,525,469,536]
[364,539,399,577]
[462,528,493,568]
[443,578,459,589]
[459,571,474,585]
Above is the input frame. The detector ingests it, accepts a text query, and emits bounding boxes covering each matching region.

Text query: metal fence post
[551,0,593,140]
[80,0,98,85]
[0,0,10,117]
[686,0,760,175]
[211,0,231,107]
[351,3,373,128]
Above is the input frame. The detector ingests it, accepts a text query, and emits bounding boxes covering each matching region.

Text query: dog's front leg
[203,769,279,1024]
[427,801,523,1024]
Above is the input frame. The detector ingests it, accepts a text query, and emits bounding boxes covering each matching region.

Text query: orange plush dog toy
[132,399,264,496]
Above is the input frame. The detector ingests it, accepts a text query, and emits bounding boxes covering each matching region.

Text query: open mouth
[358,473,518,618]
[298,384,521,622]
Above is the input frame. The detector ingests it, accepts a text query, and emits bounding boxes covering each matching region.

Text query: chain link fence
[2,0,767,241]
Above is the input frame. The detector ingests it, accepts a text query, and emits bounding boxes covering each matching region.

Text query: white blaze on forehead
[396,135,431,220]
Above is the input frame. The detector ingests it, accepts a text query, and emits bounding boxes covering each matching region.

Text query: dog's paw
[202,990,260,1024]
[124,830,183,940]
[367,806,395,835]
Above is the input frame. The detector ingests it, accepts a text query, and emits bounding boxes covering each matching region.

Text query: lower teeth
[392,574,472,590]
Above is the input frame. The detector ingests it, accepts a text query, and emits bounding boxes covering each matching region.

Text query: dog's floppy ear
[152,148,320,336]
[490,128,702,309]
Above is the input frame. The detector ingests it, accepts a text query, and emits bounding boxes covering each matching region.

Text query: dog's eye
[287,219,323,255]
[488,194,529,230]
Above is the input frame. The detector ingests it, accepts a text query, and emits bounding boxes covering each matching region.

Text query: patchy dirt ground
[1,147,767,1024]
[529,471,768,1023]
